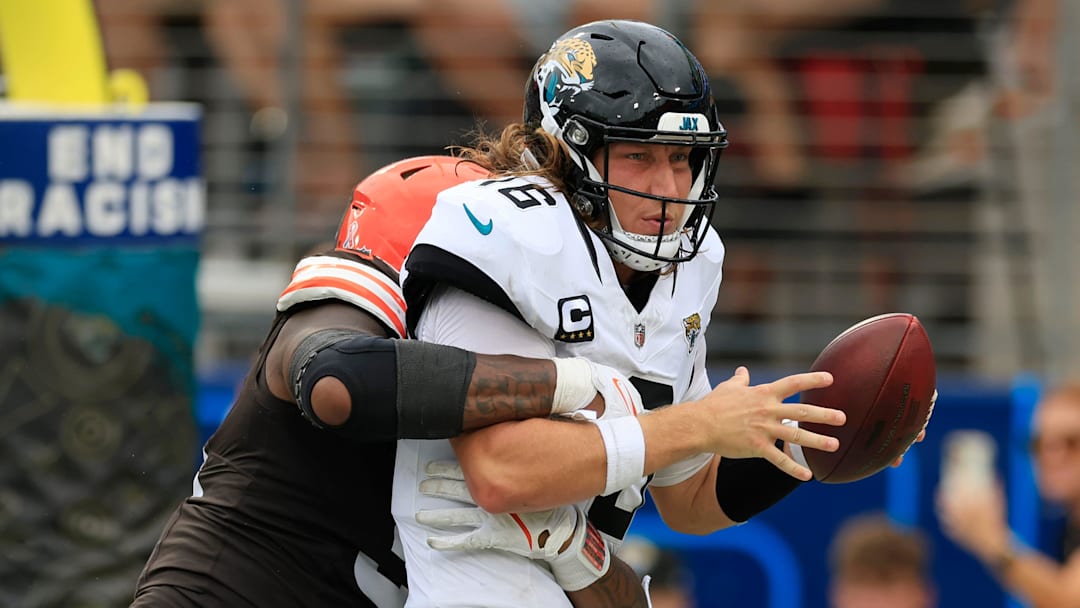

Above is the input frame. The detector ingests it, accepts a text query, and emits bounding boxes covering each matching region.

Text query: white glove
[416,501,610,591]
[418,460,474,504]
[588,360,645,421]
[552,359,645,420]
[417,461,610,591]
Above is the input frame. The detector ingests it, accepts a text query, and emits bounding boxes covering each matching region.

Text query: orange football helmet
[335,156,489,272]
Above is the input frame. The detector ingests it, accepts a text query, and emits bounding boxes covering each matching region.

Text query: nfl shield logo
[634,323,646,348]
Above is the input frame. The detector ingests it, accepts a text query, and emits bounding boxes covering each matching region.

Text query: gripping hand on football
[417,462,610,591]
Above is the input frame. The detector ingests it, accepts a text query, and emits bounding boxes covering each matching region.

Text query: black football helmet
[523,19,728,271]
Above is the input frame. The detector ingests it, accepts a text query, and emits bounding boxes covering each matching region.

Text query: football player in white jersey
[395,20,850,608]
[133,156,671,607]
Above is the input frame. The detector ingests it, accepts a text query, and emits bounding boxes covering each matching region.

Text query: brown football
[800,313,936,483]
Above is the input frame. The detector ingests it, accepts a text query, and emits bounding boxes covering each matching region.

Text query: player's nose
[648,163,680,199]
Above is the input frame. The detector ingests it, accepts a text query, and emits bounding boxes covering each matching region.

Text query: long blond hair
[453,123,574,194]
[453,123,681,275]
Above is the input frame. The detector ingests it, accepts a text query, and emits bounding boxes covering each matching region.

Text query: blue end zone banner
[0,104,203,245]
[0,104,202,606]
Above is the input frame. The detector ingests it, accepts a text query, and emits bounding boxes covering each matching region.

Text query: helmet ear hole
[565,121,591,148]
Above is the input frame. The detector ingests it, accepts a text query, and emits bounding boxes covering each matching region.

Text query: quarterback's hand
[689,366,844,481]
[416,502,610,591]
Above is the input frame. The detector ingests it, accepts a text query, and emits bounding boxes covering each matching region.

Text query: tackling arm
[422,288,844,514]
[264,300,598,441]
[566,559,651,608]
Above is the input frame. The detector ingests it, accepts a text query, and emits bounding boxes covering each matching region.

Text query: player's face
[593,142,693,236]
[1031,396,1080,503]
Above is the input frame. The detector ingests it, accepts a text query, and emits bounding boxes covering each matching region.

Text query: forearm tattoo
[463,355,557,430]
[566,557,649,608]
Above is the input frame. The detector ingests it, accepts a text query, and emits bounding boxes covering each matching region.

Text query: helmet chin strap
[570,148,688,273]
[604,206,685,273]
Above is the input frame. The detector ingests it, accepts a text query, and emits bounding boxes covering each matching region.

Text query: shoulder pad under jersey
[403,176,577,331]
[277,254,405,338]
[428,176,570,254]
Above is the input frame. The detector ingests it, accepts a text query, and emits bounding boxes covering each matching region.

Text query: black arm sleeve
[290,330,476,441]
[713,449,806,522]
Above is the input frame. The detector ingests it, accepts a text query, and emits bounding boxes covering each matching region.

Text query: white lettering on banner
[0,177,205,239]
[129,182,150,236]
[137,125,173,180]
[47,124,175,182]
[85,181,127,236]
[0,180,34,237]
[49,126,89,182]
[93,125,134,180]
[151,179,186,234]
[38,184,82,236]
[0,122,201,239]
[122,179,205,237]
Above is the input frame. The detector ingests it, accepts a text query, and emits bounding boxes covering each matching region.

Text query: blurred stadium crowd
[1,1,1077,607]
[88,0,1073,380]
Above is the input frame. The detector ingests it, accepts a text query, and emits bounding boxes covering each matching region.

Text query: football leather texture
[800,313,936,483]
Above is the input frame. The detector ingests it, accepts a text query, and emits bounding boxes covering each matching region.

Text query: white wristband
[552,358,598,415]
[593,416,646,496]
[782,419,809,469]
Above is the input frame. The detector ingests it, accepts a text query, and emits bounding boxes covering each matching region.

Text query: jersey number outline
[479,178,558,210]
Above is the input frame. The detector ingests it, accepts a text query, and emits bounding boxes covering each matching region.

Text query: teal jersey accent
[463,204,493,235]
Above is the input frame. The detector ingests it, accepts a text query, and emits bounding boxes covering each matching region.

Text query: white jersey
[395,175,724,606]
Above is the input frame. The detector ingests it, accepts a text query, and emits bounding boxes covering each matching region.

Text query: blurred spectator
[828,513,936,608]
[687,0,1046,192]
[691,0,994,366]
[620,536,696,608]
[994,0,1058,116]
[414,0,665,129]
[94,0,391,225]
[937,383,1080,607]
[96,0,659,239]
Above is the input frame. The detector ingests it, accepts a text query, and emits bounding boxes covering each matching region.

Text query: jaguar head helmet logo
[537,36,598,104]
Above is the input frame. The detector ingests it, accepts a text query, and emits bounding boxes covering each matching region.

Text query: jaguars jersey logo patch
[683,313,701,353]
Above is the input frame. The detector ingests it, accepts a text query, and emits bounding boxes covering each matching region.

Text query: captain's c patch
[556,295,593,342]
